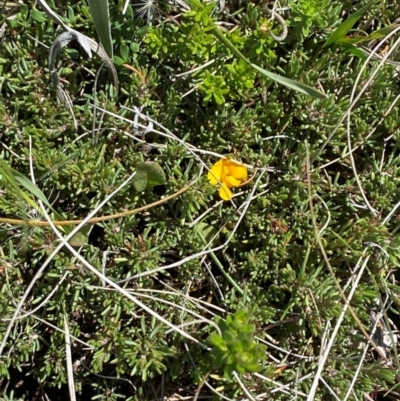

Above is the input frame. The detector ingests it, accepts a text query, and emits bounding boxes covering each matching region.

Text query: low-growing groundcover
[1,0,400,399]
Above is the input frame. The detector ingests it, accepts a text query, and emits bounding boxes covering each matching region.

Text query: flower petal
[207,160,224,186]
[219,183,233,201]
[226,160,248,181]
[226,175,241,187]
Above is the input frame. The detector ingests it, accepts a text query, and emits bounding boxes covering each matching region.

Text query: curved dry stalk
[0,179,197,226]
[261,6,288,42]
[64,315,77,401]
[37,0,118,113]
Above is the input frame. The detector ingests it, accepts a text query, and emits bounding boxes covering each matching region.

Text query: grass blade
[87,0,113,58]
[212,26,249,63]
[212,25,327,99]
[11,169,53,209]
[0,160,42,211]
[340,24,400,44]
[250,63,327,99]
[0,160,68,226]
[323,0,378,48]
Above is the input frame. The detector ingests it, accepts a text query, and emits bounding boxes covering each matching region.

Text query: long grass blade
[212,25,327,99]
[87,0,113,58]
[323,0,378,48]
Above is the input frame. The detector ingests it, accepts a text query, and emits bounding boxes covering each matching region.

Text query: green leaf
[212,25,327,99]
[69,233,87,247]
[132,162,166,192]
[87,0,113,58]
[211,350,224,369]
[132,168,149,192]
[213,93,224,105]
[250,63,327,99]
[31,8,48,23]
[138,162,166,186]
[209,333,225,348]
[67,6,75,21]
[0,164,36,211]
[12,170,52,209]
[342,24,400,44]
[130,42,140,53]
[234,309,250,326]
[120,44,130,61]
[212,26,249,63]
[323,0,378,48]
[0,160,67,225]
[364,24,400,41]
[113,56,125,65]
[334,36,367,45]
[195,222,217,243]
[20,4,29,21]
[68,227,90,247]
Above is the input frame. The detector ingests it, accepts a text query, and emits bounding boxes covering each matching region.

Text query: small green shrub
[209,309,266,378]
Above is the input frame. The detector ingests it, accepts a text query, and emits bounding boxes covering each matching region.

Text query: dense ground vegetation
[1,0,400,400]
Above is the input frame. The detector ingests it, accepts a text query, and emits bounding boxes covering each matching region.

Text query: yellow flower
[207,158,248,201]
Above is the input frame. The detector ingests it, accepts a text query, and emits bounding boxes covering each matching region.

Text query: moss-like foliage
[1,0,400,400]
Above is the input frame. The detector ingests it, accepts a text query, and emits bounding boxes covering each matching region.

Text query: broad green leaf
[132,168,148,192]
[20,4,29,21]
[130,42,140,53]
[234,309,249,325]
[31,8,48,23]
[213,93,224,104]
[69,227,90,247]
[211,351,224,369]
[113,56,125,65]
[87,0,113,58]
[195,222,217,243]
[67,6,75,21]
[138,162,166,186]
[323,0,378,48]
[250,63,327,99]
[209,333,225,348]
[13,174,66,224]
[132,162,166,192]
[119,44,130,61]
